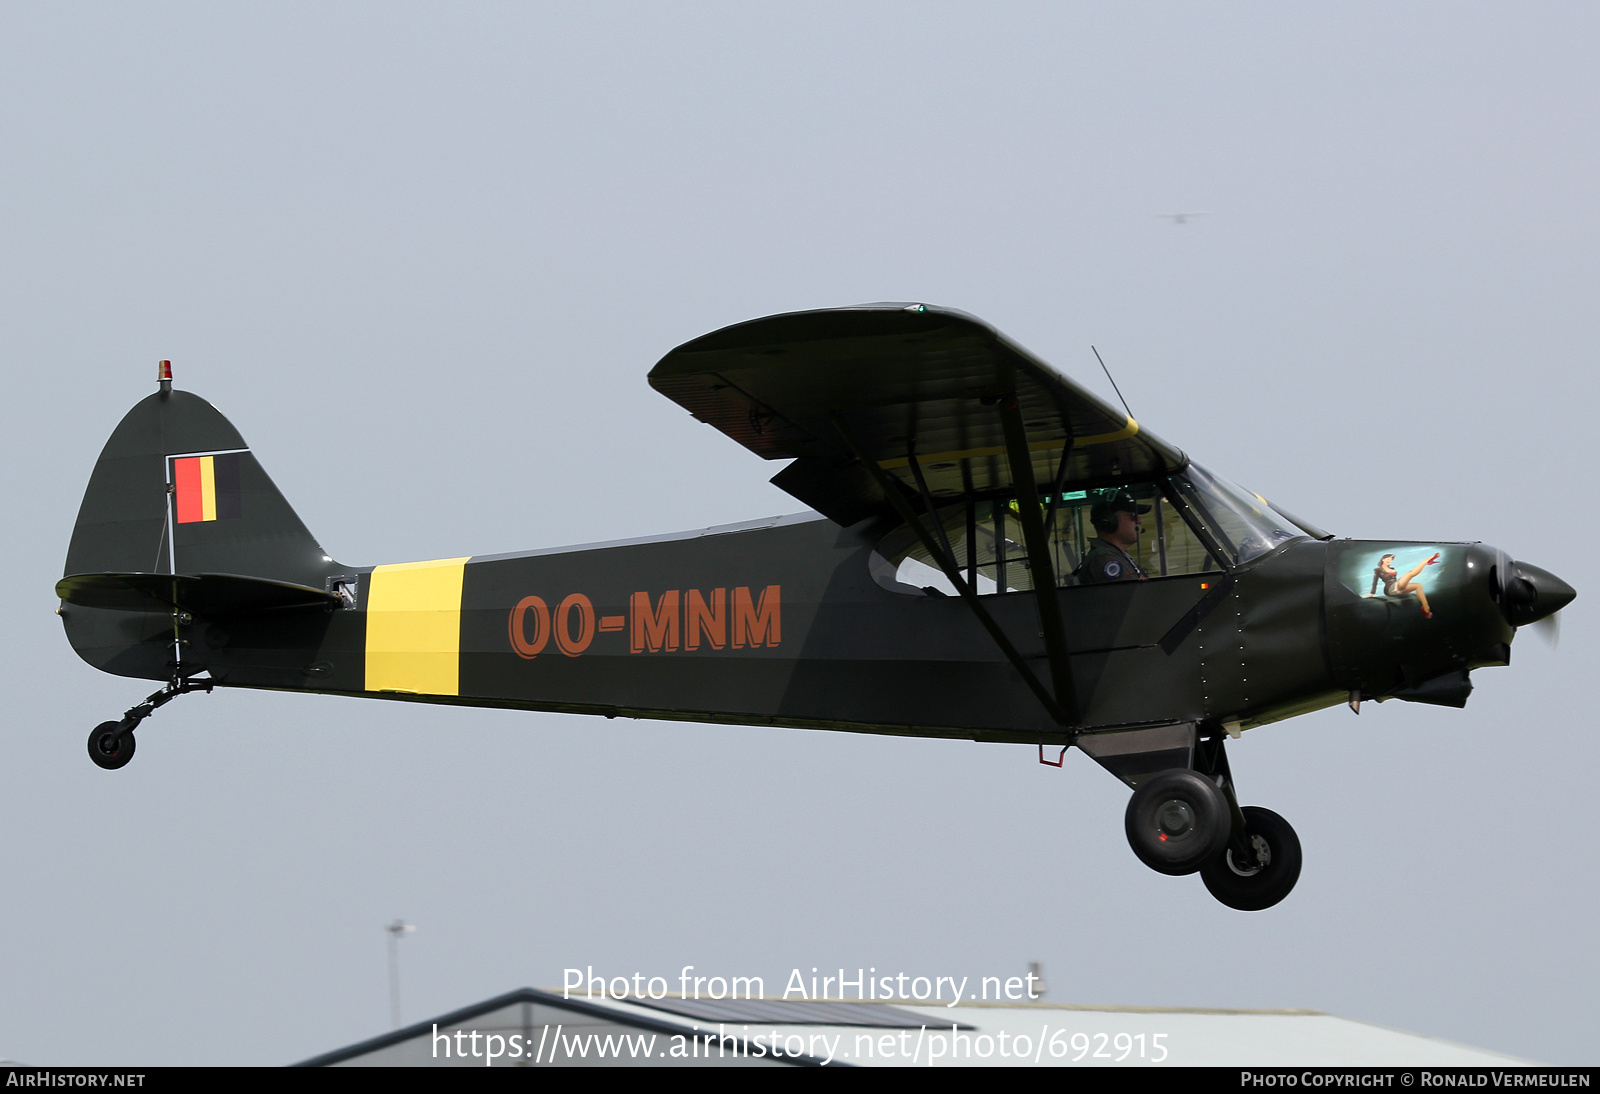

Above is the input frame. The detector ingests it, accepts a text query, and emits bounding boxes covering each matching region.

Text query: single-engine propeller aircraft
[58,305,1574,910]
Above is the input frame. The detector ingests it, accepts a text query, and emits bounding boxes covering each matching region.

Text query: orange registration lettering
[630,590,680,653]
[685,588,726,650]
[732,585,781,648]
[508,596,550,659]
[555,593,595,657]
[508,585,779,658]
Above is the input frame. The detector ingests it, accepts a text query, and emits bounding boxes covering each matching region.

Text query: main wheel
[88,721,135,770]
[1200,806,1302,911]
[1124,769,1231,875]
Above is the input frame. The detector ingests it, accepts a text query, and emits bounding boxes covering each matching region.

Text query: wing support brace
[832,415,1077,731]
[994,386,1080,730]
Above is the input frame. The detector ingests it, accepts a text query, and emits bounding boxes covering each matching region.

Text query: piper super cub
[57,305,1574,910]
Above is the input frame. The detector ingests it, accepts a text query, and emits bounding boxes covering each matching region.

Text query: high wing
[648,303,1187,526]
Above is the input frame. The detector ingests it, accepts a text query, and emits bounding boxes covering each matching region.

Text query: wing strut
[832,416,1077,731]
[996,384,1080,727]
[904,438,959,574]
[1041,417,1077,536]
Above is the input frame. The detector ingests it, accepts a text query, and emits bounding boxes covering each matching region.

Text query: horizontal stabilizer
[57,572,340,617]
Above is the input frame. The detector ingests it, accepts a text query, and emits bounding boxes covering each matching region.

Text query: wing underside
[648,304,1186,525]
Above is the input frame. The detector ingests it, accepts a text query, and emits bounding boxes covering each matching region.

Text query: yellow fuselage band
[364,558,470,696]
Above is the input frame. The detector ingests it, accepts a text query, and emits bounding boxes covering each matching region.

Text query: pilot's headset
[1090,490,1125,535]
[1091,488,1149,534]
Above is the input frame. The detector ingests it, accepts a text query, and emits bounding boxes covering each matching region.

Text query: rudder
[65,388,334,584]
[60,386,341,678]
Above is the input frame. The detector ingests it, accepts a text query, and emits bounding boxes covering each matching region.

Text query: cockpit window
[875,481,1229,595]
[874,462,1315,595]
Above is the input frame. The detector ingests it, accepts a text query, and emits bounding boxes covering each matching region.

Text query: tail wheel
[88,721,135,770]
[1124,769,1232,875]
[1200,806,1302,911]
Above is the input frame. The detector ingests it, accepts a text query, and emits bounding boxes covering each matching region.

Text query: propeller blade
[1530,610,1561,648]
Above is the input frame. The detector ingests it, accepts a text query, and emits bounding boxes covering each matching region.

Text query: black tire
[1201,806,1302,911]
[88,721,135,770]
[1124,769,1232,876]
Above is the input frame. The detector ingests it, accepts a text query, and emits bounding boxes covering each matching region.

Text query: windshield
[1173,463,1306,564]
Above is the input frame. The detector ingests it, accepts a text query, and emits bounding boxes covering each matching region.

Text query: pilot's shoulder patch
[1104,561,1122,578]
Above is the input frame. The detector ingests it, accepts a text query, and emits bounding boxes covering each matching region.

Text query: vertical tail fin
[60,386,340,678]
[65,388,335,585]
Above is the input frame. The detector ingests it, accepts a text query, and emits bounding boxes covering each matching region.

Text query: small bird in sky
[1157,212,1208,225]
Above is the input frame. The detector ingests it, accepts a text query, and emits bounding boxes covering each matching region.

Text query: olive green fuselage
[61,513,1515,745]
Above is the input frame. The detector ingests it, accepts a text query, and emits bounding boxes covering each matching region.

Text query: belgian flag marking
[173,453,243,524]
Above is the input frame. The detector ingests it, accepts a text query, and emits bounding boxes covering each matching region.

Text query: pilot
[1078,489,1152,583]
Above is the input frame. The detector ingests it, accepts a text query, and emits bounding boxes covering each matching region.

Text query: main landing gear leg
[87,677,213,771]
[1192,733,1302,911]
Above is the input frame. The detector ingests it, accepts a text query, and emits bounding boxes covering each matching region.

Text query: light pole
[387,919,415,1028]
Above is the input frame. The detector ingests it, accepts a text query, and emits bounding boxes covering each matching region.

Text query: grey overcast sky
[2,2,1595,1066]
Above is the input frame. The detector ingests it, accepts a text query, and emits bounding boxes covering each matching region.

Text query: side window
[1050,486,1219,580]
[1150,493,1222,577]
[876,483,1223,595]
[874,500,1027,595]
